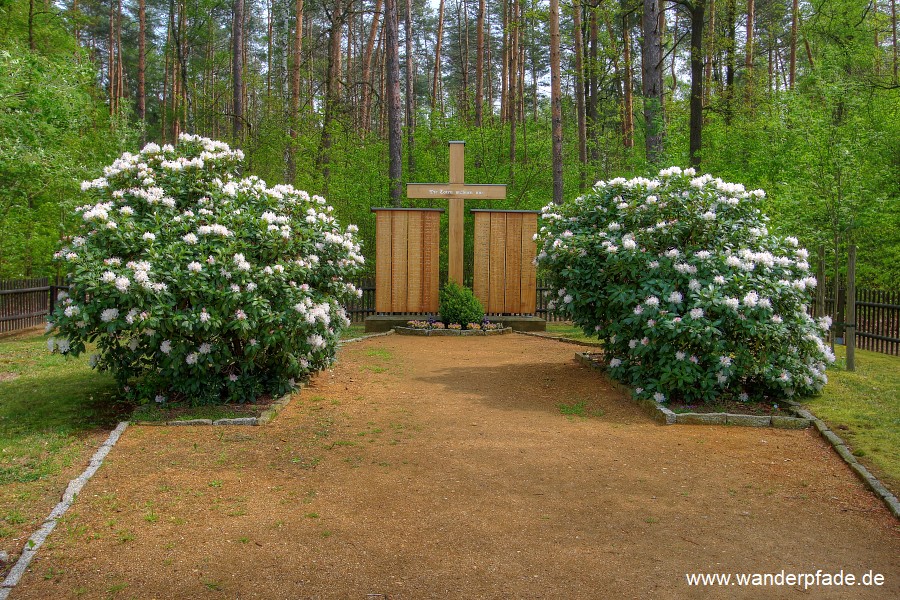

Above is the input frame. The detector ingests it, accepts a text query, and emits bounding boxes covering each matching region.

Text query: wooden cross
[406,141,507,285]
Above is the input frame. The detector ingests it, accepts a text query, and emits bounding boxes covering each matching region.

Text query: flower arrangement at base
[537,167,834,404]
[47,134,364,406]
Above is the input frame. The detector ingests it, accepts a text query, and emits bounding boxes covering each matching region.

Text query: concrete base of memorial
[364,315,547,333]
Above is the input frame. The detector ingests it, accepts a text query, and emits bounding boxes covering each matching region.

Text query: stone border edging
[337,330,396,345]
[0,421,129,599]
[393,326,512,336]
[575,351,900,521]
[515,330,603,348]
[574,352,812,429]
[788,404,900,520]
[130,389,298,428]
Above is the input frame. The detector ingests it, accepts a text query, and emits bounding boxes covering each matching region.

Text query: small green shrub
[439,282,484,328]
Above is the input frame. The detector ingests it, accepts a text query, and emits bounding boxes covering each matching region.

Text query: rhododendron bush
[47,134,364,405]
[537,167,834,404]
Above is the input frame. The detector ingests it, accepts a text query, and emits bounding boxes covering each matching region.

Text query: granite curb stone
[515,330,602,348]
[575,352,808,429]
[1,422,129,598]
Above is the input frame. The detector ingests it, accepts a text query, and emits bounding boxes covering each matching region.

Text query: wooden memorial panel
[372,208,444,314]
[472,210,539,315]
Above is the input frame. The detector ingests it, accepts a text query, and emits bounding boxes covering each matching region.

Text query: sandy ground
[9,334,899,599]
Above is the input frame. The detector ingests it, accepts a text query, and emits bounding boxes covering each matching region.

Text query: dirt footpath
[11,334,899,599]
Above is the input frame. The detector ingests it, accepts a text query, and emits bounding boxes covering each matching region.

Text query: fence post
[846,245,856,371]
[832,233,842,349]
[815,245,826,318]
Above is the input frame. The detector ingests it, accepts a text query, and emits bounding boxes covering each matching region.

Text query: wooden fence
[2,278,894,353]
[0,278,66,335]
[823,288,900,356]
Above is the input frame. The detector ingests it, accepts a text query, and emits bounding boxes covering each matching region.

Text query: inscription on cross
[406,141,507,285]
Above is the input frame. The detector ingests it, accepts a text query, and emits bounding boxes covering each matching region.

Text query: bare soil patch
[9,335,899,599]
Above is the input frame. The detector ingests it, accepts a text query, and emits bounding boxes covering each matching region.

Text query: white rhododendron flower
[536,168,833,404]
[50,134,363,406]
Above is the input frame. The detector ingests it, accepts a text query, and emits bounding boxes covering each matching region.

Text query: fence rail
[818,288,900,357]
[0,278,52,334]
[2,278,897,354]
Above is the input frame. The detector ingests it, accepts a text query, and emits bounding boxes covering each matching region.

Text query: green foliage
[0,37,133,279]
[47,135,364,405]
[538,168,834,404]
[439,281,484,327]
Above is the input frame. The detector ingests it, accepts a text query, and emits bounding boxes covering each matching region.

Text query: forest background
[0,0,897,289]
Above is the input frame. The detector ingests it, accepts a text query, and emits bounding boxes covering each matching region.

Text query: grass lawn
[0,329,125,560]
[805,345,900,494]
[545,322,603,346]
[341,323,366,340]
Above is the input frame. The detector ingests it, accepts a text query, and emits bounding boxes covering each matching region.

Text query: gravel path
[10,335,899,599]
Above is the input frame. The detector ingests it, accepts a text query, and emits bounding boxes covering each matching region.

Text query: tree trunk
[689,0,705,166]
[170,0,179,139]
[405,0,415,174]
[573,0,587,188]
[108,1,115,115]
[705,0,715,104]
[789,0,798,88]
[461,0,470,119]
[386,0,403,205]
[162,10,170,143]
[500,0,508,124]
[508,0,519,177]
[232,0,245,142]
[292,0,304,124]
[29,0,35,51]
[361,0,382,133]
[432,0,445,111]
[642,0,665,164]
[670,11,678,96]
[286,0,304,183]
[892,0,898,83]
[475,0,485,126]
[73,0,80,47]
[321,0,343,187]
[267,0,273,98]
[724,0,735,123]
[549,0,563,204]
[623,8,634,149]
[177,0,189,132]
[117,0,124,106]
[587,8,599,162]
[744,0,754,98]
[138,0,146,122]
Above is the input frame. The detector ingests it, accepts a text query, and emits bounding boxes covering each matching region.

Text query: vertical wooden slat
[391,211,409,313]
[406,211,423,312]
[375,210,393,313]
[473,212,491,309]
[520,213,538,314]
[423,211,441,312]
[504,213,522,313]
[488,212,506,313]
[448,141,466,285]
